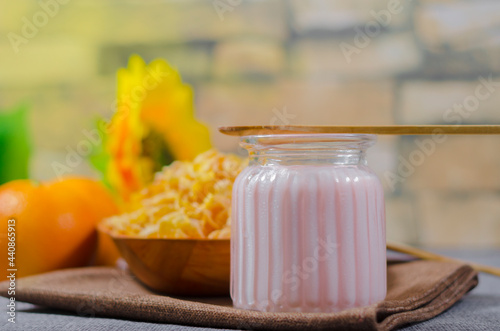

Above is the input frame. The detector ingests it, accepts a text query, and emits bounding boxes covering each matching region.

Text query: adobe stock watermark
[7,0,72,54]
[340,0,412,64]
[213,0,242,21]
[6,218,16,324]
[251,235,339,311]
[270,106,296,126]
[51,61,174,179]
[383,75,500,191]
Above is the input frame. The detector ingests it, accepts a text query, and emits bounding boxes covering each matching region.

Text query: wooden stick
[219,125,500,136]
[387,241,500,277]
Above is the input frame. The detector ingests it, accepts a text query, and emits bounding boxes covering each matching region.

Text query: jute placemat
[0,260,478,330]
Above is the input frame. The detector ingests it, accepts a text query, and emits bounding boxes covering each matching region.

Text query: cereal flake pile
[102,150,247,239]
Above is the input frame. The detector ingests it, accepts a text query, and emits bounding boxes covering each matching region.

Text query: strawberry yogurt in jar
[231,134,386,313]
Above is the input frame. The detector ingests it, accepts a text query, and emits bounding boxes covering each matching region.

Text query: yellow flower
[98,55,212,203]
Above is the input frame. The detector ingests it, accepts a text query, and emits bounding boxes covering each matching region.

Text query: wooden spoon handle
[387,241,500,277]
[219,125,500,136]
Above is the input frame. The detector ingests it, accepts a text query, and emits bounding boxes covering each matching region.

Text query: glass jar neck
[241,134,376,167]
[248,150,367,166]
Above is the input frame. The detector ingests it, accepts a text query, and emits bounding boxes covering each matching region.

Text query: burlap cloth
[0,260,477,330]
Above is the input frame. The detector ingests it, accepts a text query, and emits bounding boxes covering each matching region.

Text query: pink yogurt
[230,134,386,313]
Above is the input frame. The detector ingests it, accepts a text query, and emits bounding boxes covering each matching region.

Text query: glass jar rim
[240,133,376,151]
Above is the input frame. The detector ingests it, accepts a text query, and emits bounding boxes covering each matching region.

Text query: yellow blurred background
[1,0,500,248]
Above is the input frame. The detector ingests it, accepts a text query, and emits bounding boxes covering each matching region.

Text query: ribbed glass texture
[231,134,386,313]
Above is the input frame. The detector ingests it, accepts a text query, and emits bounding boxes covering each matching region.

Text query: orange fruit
[0,177,120,279]
[94,229,122,266]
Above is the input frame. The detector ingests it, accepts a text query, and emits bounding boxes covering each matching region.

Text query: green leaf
[87,118,112,189]
[0,104,32,185]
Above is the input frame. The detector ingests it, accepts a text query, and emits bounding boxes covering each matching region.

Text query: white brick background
[1,0,499,247]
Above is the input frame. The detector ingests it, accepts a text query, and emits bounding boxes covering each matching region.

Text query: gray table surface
[1,249,499,330]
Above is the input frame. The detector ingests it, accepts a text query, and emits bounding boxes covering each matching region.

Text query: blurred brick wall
[1,0,499,247]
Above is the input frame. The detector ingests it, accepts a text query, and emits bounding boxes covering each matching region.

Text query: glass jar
[231,134,386,313]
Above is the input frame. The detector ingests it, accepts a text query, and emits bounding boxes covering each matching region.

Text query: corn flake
[102,150,247,239]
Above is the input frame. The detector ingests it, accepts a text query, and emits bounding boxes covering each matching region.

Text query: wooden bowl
[98,226,230,296]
